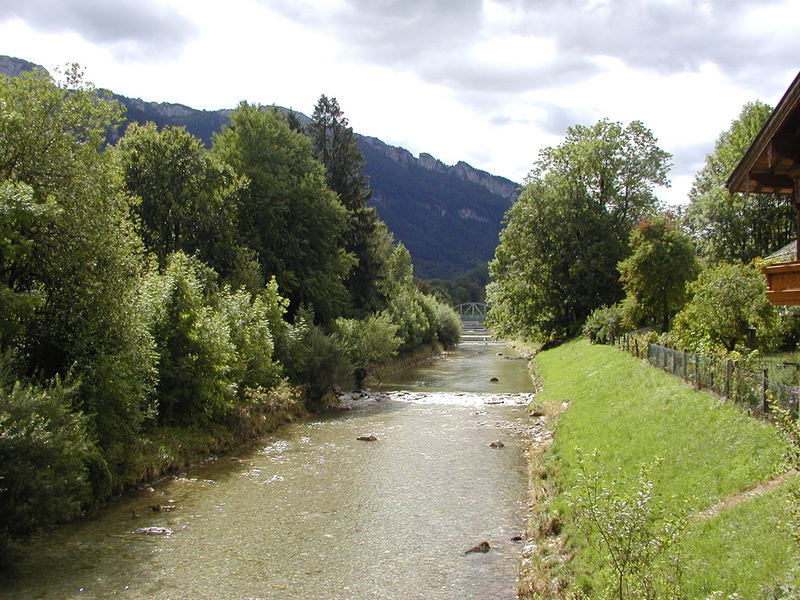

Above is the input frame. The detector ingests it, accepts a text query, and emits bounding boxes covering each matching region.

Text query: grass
[681,477,800,599]
[524,337,797,599]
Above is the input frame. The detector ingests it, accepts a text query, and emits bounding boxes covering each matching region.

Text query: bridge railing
[452,302,489,320]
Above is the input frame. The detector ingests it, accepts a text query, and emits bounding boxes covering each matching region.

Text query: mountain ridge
[1,55,518,278]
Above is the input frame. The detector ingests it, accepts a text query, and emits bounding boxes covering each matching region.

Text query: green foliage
[570,453,686,600]
[214,285,283,395]
[145,253,236,425]
[487,182,626,341]
[583,304,626,344]
[433,300,461,350]
[308,95,391,316]
[618,215,699,331]
[0,66,157,478]
[285,313,352,408]
[487,119,670,342]
[0,182,57,349]
[535,119,670,235]
[420,262,489,305]
[335,313,401,387]
[686,102,794,263]
[0,371,92,543]
[212,102,353,324]
[671,262,777,352]
[115,122,246,280]
[378,243,436,352]
[773,404,800,547]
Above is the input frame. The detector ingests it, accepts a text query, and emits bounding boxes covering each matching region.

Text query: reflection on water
[1,341,533,600]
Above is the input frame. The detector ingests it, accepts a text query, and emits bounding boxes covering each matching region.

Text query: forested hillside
[0,52,517,280]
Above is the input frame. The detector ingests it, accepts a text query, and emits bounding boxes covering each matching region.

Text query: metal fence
[614,333,799,420]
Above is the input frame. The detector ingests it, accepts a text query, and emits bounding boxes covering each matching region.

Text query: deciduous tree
[618,215,699,331]
[212,103,353,324]
[686,102,794,263]
[487,119,670,341]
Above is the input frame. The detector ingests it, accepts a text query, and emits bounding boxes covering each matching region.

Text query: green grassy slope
[534,338,797,597]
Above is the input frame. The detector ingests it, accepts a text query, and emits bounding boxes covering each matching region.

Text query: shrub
[570,451,687,600]
[215,285,283,394]
[285,310,352,407]
[432,300,461,349]
[0,372,93,556]
[671,262,777,352]
[583,304,626,344]
[146,253,236,426]
[335,313,401,387]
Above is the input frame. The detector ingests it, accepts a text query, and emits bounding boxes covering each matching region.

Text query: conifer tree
[308,95,390,315]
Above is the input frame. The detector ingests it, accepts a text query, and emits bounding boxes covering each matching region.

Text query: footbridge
[452,302,489,321]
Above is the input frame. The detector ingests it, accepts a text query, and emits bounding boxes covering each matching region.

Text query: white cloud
[1,0,798,202]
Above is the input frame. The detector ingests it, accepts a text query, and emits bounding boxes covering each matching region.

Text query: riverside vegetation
[519,339,798,599]
[483,85,800,597]
[0,67,460,563]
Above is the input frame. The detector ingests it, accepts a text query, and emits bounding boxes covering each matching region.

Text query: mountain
[1,56,518,279]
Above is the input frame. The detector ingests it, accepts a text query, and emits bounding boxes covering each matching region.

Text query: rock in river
[489,441,505,448]
[465,541,491,554]
[357,434,378,442]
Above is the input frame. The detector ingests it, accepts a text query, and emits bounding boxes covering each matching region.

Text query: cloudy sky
[2,0,799,205]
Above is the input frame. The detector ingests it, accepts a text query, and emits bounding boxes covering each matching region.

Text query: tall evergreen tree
[308,95,390,315]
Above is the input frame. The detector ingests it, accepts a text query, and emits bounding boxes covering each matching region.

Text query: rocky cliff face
[1,54,518,278]
[0,56,46,78]
[358,135,518,203]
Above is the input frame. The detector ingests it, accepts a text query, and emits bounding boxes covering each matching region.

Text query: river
[1,330,534,600]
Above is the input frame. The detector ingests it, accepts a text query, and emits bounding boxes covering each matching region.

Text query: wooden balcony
[762,259,800,305]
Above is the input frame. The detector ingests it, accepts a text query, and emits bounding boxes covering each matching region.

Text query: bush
[570,452,686,599]
[432,299,461,349]
[215,285,284,394]
[285,310,352,407]
[0,372,93,554]
[335,313,401,387]
[145,253,236,426]
[583,304,626,344]
[671,262,777,352]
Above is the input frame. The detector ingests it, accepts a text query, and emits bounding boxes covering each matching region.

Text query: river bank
[517,338,799,599]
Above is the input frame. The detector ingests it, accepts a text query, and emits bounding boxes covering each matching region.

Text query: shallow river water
[2,336,534,600]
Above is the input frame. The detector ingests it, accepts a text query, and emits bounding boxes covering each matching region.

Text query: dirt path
[693,468,798,521]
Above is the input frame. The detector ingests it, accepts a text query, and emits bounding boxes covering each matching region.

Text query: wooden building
[728,70,800,305]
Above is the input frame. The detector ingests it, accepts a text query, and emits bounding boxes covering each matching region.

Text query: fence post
[634,338,638,358]
[683,350,688,381]
[695,354,700,389]
[725,359,732,400]
[671,347,677,374]
[761,369,768,414]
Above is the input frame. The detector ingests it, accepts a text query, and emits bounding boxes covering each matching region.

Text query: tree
[618,215,699,331]
[0,67,156,485]
[487,120,670,341]
[335,313,401,388]
[536,119,671,235]
[307,95,390,315]
[671,262,776,352]
[487,181,625,341]
[686,102,794,263]
[212,103,353,324]
[114,123,245,279]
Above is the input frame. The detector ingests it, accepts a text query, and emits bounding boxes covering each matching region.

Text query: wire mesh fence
[613,333,799,420]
